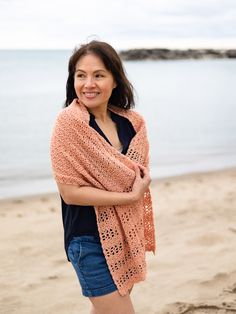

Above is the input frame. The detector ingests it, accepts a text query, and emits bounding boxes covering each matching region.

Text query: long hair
[64,40,135,109]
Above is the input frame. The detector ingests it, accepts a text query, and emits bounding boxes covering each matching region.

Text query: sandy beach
[0,167,236,314]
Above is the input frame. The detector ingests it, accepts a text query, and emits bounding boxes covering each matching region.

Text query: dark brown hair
[64,40,135,109]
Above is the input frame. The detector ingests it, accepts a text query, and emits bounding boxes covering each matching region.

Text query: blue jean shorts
[67,235,118,297]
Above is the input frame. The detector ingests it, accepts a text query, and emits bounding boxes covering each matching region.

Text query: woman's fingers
[137,164,151,183]
[134,164,146,179]
[134,164,142,178]
[137,163,145,169]
[138,164,148,175]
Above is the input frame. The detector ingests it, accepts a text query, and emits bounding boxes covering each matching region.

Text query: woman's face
[74,53,117,110]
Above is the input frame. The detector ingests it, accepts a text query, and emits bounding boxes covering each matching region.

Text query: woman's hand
[131,164,151,201]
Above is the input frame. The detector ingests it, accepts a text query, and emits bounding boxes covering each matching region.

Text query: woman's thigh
[68,235,118,297]
[89,290,135,314]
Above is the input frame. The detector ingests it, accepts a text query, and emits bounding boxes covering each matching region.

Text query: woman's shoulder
[54,101,85,124]
[129,109,144,121]
[109,105,144,122]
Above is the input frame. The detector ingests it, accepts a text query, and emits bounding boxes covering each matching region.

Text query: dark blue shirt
[60,109,136,261]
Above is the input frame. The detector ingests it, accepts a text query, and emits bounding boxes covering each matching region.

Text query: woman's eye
[77,74,85,78]
[96,74,104,78]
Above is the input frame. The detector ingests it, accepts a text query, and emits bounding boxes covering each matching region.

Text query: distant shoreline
[119,48,236,61]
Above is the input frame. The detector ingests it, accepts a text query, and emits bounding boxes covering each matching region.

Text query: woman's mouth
[83,92,100,99]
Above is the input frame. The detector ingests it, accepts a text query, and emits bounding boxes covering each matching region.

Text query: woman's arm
[57,183,138,206]
[57,164,151,206]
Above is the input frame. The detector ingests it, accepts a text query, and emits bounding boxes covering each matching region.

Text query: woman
[50,40,156,314]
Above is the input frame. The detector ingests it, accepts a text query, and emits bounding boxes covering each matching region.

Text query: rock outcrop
[119,48,236,61]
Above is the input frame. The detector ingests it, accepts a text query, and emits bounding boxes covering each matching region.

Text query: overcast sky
[0,0,236,49]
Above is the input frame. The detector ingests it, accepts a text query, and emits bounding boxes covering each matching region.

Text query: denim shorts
[67,235,118,297]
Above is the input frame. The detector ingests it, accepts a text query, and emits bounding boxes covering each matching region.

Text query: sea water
[0,50,235,198]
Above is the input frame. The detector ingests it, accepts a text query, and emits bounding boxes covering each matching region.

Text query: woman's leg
[89,290,135,314]
[90,285,134,314]
[90,304,97,314]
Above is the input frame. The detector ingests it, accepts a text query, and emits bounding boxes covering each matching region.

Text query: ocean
[0,50,236,199]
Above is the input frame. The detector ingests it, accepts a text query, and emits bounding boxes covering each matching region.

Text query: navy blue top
[60,109,136,261]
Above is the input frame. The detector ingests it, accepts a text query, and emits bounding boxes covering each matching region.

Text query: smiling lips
[83,92,100,99]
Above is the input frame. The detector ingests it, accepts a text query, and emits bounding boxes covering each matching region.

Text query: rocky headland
[119,48,236,61]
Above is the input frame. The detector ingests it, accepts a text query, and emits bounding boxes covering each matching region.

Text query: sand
[0,168,236,314]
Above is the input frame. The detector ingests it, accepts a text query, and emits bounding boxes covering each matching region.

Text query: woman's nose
[84,77,95,87]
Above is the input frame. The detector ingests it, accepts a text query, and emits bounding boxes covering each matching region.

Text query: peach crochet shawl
[50,100,156,296]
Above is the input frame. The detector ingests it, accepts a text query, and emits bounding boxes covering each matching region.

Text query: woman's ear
[113,82,117,89]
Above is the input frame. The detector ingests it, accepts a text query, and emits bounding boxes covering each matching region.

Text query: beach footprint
[160,273,236,314]
[200,272,229,288]
[159,301,236,314]
[187,232,224,247]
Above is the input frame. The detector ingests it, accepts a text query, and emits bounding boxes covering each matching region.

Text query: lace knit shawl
[50,100,156,296]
